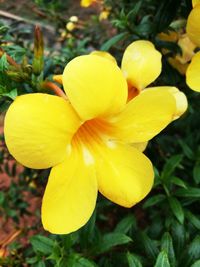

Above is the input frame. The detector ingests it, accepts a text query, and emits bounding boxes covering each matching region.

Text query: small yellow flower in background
[66,22,76,32]
[158,31,197,75]
[186,2,200,91]
[53,74,63,84]
[99,9,110,21]
[69,16,78,23]
[4,41,187,234]
[80,0,97,8]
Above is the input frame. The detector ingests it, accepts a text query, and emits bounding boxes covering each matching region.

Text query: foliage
[1,0,200,266]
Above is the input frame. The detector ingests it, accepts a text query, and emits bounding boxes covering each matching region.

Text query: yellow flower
[99,10,110,21]
[158,31,196,75]
[69,16,78,23]
[80,0,97,7]
[4,41,187,234]
[66,22,76,32]
[186,2,200,91]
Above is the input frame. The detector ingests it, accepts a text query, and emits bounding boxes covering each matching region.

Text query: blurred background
[1,0,200,266]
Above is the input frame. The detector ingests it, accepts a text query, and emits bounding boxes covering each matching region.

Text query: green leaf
[178,139,194,160]
[140,232,159,261]
[127,252,142,267]
[180,236,200,267]
[161,232,176,267]
[34,261,46,267]
[1,89,18,100]
[114,214,136,234]
[66,254,97,267]
[154,0,181,32]
[193,164,200,184]
[100,32,128,51]
[0,191,5,205]
[143,194,166,209]
[0,53,8,71]
[30,235,55,255]
[191,260,200,267]
[162,155,183,179]
[92,233,132,255]
[185,210,200,230]
[168,196,184,224]
[171,221,185,257]
[170,176,188,189]
[154,251,170,267]
[127,1,143,20]
[175,187,200,198]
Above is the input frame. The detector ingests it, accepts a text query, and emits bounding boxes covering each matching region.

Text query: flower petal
[121,40,162,91]
[186,51,200,92]
[94,141,154,207]
[53,74,63,84]
[90,51,117,64]
[132,142,148,152]
[42,145,97,234]
[4,93,81,169]
[108,88,176,143]
[186,4,200,46]
[192,0,200,7]
[62,55,128,120]
[147,86,188,120]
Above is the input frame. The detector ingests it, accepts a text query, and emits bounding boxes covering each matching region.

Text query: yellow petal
[192,0,200,7]
[121,40,162,91]
[66,22,76,32]
[42,144,97,234]
[132,142,148,152]
[168,57,189,75]
[4,93,81,169]
[147,86,188,120]
[53,74,63,84]
[94,141,154,207]
[186,51,200,91]
[80,0,95,7]
[108,88,176,143]
[63,55,128,120]
[90,50,117,64]
[176,34,196,64]
[186,4,200,46]
[157,31,179,43]
[99,10,110,21]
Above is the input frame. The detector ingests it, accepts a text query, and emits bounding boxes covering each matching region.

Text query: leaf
[178,139,194,160]
[191,260,200,267]
[170,176,188,189]
[100,32,128,51]
[66,254,97,267]
[185,210,200,230]
[30,235,55,255]
[127,252,142,267]
[162,155,183,179]
[180,236,200,267]
[154,0,181,32]
[1,89,18,100]
[161,232,176,267]
[114,214,136,234]
[168,197,184,224]
[0,53,8,71]
[92,233,132,255]
[171,221,185,257]
[0,191,5,205]
[193,164,200,184]
[143,194,166,209]
[127,1,143,20]
[175,187,200,198]
[140,232,159,261]
[154,251,170,267]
